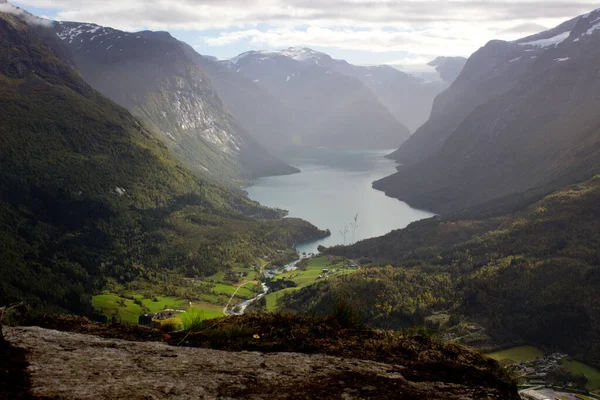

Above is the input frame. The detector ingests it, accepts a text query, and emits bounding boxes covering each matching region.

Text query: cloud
[14,0,599,30]
[0,2,52,27]
[201,26,477,57]
[11,0,600,63]
[499,22,550,34]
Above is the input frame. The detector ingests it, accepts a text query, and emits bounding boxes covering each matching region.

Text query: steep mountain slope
[307,51,452,133]
[183,45,294,154]
[428,56,468,83]
[194,48,462,151]
[0,10,324,315]
[312,176,600,368]
[52,22,297,185]
[220,48,411,151]
[377,10,600,214]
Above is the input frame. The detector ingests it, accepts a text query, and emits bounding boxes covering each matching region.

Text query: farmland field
[486,346,544,364]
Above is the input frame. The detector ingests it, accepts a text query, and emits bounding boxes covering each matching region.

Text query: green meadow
[264,256,352,311]
[563,359,600,391]
[486,346,544,364]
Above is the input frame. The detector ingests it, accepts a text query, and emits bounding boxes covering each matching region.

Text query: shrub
[181,309,206,332]
[332,298,362,329]
[160,319,180,333]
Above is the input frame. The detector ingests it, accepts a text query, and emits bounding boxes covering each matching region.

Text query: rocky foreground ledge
[1,315,519,399]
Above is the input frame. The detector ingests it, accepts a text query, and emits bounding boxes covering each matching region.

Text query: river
[246,148,435,254]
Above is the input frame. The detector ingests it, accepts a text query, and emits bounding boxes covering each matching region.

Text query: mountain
[182,46,295,154]
[427,56,468,83]
[0,9,325,315]
[294,50,457,133]
[202,48,412,152]
[377,9,600,214]
[314,175,600,369]
[51,21,298,185]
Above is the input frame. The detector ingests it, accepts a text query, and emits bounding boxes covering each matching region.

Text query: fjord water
[246,149,435,254]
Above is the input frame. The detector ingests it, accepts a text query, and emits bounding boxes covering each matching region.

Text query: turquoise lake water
[246,149,435,254]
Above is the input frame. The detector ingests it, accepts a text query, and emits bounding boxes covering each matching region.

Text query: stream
[224,258,303,315]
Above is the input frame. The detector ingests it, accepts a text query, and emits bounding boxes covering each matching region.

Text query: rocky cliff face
[2,320,519,400]
[377,9,600,215]
[52,22,297,185]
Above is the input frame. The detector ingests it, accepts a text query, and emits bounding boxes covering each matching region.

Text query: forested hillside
[0,12,326,315]
[287,176,600,368]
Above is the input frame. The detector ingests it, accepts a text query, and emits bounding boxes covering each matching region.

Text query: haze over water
[247,149,435,254]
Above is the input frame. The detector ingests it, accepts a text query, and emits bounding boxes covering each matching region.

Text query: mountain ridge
[215,47,463,135]
[51,21,298,185]
[217,47,412,151]
[377,8,600,215]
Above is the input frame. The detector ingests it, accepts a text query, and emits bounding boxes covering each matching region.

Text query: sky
[10,0,600,72]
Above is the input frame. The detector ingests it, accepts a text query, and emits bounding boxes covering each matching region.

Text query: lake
[246,148,435,254]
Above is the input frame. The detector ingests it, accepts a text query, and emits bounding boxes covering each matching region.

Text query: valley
[2,1,600,399]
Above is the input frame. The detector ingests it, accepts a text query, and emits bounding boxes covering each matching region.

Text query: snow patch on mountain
[277,47,321,61]
[57,23,107,43]
[519,31,571,47]
[585,17,600,35]
[228,47,326,66]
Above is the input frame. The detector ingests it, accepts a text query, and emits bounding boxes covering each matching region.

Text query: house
[138,314,155,326]
[155,309,184,321]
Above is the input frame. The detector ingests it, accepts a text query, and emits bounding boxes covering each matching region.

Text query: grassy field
[273,257,346,288]
[556,394,596,400]
[265,288,297,311]
[92,259,351,322]
[211,282,260,299]
[93,264,261,323]
[133,296,188,313]
[563,359,600,391]
[92,294,145,324]
[486,346,544,364]
[264,257,351,311]
[174,303,225,326]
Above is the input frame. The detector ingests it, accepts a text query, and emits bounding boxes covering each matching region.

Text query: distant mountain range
[48,17,464,177]
[377,9,600,215]
[197,48,465,153]
[205,47,411,152]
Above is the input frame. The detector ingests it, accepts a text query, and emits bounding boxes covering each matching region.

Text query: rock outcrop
[4,326,518,399]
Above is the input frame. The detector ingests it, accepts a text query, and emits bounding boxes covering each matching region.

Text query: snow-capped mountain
[377,8,600,215]
[51,22,298,184]
[202,48,414,151]
[221,48,460,133]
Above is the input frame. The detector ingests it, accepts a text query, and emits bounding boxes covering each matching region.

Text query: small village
[138,309,186,328]
[513,354,600,400]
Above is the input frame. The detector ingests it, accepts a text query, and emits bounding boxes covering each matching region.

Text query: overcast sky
[11,1,600,71]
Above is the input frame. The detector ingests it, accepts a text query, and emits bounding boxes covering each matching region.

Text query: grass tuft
[181,308,206,332]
